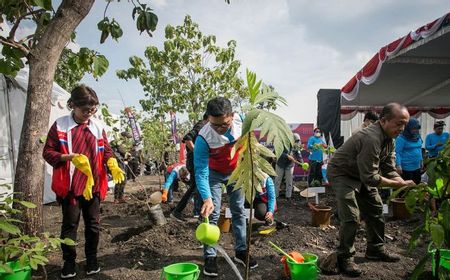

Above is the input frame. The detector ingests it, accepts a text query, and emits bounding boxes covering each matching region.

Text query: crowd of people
[42,84,449,278]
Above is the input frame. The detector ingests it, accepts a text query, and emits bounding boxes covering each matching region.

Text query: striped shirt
[43,121,114,197]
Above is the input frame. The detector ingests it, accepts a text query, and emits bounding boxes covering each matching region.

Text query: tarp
[317,89,343,148]
[340,12,450,116]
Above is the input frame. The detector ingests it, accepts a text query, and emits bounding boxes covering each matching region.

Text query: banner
[170,111,179,144]
[125,107,141,144]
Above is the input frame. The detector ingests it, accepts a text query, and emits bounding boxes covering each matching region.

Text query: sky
[71,0,449,124]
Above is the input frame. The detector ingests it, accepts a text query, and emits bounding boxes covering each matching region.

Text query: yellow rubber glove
[72,154,94,200]
[107,158,125,184]
[83,175,94,200]
[161,189,169,202]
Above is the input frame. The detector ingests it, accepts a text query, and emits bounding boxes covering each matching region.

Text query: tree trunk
[14,0,95,235]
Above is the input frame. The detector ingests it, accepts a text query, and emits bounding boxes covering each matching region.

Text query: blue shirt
[307,136,325,161]
[425,132,449,157]
[395,135,423,171]
[194,128,236,200]
[256,177,276,213]
[163,170,177,190]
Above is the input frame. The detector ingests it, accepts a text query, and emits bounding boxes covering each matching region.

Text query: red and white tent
[341,12,450,120]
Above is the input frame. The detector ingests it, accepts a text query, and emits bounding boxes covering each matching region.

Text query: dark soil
[40,176,433,280]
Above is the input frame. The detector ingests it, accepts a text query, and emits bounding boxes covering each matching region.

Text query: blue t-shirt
[255,177,276,213]
[307,136,325,161]
[425,132,449,157]
[395,135,423,171]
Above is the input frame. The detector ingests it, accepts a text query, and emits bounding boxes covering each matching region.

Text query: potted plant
[0,185,74,279]
[390,141,450,279]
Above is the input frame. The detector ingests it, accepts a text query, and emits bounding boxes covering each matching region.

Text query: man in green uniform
[328,103,416,277]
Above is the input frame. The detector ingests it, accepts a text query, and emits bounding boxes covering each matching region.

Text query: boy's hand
[201,198,214,217]
[61,153,80,161]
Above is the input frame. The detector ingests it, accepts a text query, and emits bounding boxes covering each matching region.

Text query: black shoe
[203,257,218,277]
[365,250,400,262]
[61,261,76,279]
[338,257,362,277]
[86,259,101,275]
[234,250,258,269]
[170,211,186,222]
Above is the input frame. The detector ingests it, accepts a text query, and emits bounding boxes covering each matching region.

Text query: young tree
[229,70,292,280]
[117,15,247,122]
[0,0,158,234]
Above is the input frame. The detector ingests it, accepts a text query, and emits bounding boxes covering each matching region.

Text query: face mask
[315,132,321,137]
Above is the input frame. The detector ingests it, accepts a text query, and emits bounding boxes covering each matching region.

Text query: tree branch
[18,34,35,44]
[8,9,44,40]
[103,0,111,18]
[0,36,30,56]
[23,2,42,22]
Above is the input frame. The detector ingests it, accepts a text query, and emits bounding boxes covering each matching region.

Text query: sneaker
[338,257,362,277]
[365,250,400,262]
[170,211,186,222]
[203,257,218,277]
[234,250,258,269]
[86,259,101,275]
[61,261,76,279]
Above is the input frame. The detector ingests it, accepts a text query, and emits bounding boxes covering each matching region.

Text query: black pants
[245,197,268,222]
[401,169,421,185]
[308,160,323,186]
[173,174,202,215]
[60,195,100,263]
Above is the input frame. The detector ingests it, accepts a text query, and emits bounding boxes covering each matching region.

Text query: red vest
[198,113,242,174]
[51,115,108,200]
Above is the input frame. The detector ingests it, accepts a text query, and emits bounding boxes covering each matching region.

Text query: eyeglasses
[77,106,98,115]
[210,121,231,129]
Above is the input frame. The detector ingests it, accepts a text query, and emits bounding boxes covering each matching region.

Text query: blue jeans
[204,170,247,258]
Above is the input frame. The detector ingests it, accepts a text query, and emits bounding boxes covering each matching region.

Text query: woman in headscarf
[395,118,423,184]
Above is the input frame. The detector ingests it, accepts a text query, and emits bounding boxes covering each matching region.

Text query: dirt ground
[41,175,433,280]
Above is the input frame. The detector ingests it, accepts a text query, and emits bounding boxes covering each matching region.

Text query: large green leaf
[93,55,109,78]
[252,110,293,158]
[405,189,417,214]
[409,252,432,280]
[246,69,261,104]
[241,109,261,135]
[34,0,52,10]
[254,142,276,159]
[440,201,450,246]
[253,84,287,107]
[17,201,37,209]
[408,224,426,253]
[0,220,21,235]
[431,223,445,248]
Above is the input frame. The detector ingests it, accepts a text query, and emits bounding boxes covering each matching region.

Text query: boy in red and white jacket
[43,85,124,279]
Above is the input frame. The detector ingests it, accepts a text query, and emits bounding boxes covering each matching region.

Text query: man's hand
[403,180,416,187]
[201,198,214,217]
[381,176,416,188]
[287,155,295,162]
